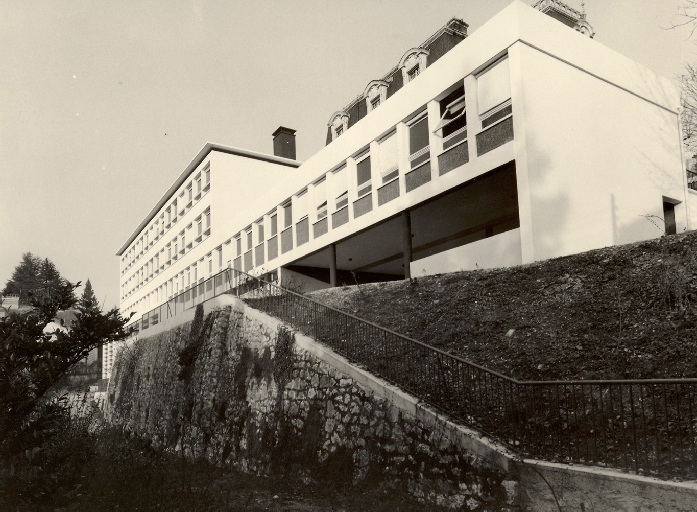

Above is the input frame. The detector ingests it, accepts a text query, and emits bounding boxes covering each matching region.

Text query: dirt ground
[311,231,697,381]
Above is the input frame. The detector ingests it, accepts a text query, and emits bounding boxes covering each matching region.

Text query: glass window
[379,133,398,184]
[270,215,277,236]
[333,166,347,209]
[409,116,429,155]
[314,179,327,219]
[477,57,510,116]
[407,65,420,81]
[356,156,371,198]
[371,96,380,110]
[236,237,242,256]
[283,203,292,228]
[246,229,252,249]
[258,223,264,242]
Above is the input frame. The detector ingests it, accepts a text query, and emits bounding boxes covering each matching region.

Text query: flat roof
[116,142,301,256]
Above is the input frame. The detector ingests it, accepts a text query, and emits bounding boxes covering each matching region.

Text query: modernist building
[110,1,693,376]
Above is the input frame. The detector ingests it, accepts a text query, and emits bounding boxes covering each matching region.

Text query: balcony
[332,206,349,229]
[268,236,278,260]
[405,161,431,192]
[281,227,293,254]
[255,242,265,266]
[353,193,373,218]
[377,178,400,206]
[296,218,309,246]
[313,217,328,238]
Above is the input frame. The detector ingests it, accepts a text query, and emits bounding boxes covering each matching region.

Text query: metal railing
[137,267,697,478]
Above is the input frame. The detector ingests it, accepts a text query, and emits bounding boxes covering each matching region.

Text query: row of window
[122,55,512,316]
[121,208,211,300]
[229,56,512,274]
[121,165,211,275]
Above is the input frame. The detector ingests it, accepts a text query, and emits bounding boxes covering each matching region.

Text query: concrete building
[112,1,693,375]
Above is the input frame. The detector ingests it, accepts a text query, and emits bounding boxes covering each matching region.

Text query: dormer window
[328,111,350,141]
[399,48,429,84]
[364,80,389,113]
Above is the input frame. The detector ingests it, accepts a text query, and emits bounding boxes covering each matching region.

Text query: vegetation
[0,275,130,509]
[312,231,697,381]
[2,253,76,307]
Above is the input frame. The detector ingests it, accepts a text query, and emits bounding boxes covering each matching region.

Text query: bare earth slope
[311,232,697,381]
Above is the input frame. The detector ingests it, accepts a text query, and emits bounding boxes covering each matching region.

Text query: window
[399,48,428,84]
[364,80,388,113]
[236,236,242,256]
[295,191,308,222]
[435,86,467,149]
[314,178,327,219]
[166,207,171,225]
[283,202,292,229]
[197,216,203,236]
[246,229,253,250]
[356,154,371,198]
[334,166,348,209]
[270,214,278,236]
[205,209,210,231]
[257,222,264,242]
[329,111,349,141]
[204,167,210,188]
[477,56,511,119]
[379,133,399,184]
[217,247,223,269]
[187,184,192,204]
[408,114,430,168]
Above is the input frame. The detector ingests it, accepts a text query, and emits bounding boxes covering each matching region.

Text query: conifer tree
[2,252,41,306]
[80,279,99,312]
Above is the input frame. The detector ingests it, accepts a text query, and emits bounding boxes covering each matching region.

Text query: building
[111,1,694,375]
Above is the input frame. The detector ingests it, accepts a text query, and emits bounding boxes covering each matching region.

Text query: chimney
[272,126,297,160]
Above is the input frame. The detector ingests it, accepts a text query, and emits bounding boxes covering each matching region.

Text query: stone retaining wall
[105,299,517,510]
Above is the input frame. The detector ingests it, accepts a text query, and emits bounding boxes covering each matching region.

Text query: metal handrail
[136,267,697,478]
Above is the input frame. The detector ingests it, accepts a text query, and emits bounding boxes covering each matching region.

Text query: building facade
[111,1,692,376]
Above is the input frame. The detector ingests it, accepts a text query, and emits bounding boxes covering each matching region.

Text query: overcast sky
[1,0,696,310]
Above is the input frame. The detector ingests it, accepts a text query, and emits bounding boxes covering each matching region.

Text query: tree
[2,253,76,307]
[79,279,99,312]
[2,252,41,306]
[672,1,697,36]
[0,280,131,464]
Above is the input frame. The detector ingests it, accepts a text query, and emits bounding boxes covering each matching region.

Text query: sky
[1,0,696,310]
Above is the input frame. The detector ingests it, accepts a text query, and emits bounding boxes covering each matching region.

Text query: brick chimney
[272,126,297,160]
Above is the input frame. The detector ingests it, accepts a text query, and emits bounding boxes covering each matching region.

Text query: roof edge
[116,143,301,256]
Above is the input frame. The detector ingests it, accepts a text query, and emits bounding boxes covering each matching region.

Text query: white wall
[411,228,522,276]
[513,42,685,262]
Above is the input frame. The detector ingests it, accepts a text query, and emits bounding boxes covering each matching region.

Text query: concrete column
[329,243,337,287]
[427,99,442,178]
[463,74,479,167]
[346,156,358,221]
[369,141,380,211]
[402,210,412,280]
[508,43,536,264]
[396,121,409,196]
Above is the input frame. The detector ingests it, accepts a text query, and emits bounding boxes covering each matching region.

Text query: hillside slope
[311,232,697,381]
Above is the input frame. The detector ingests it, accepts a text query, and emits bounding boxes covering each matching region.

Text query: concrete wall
[512,40,685,263]
[410,228,522,275]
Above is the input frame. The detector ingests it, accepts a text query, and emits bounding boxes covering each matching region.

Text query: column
[329,243,337,287]
[402,210,412,279]
[427,99,442,178]
[396,121,409,196]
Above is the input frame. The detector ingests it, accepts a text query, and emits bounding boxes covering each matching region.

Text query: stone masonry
[104,302,517,510]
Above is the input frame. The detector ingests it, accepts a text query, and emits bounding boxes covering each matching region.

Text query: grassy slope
[311,232,697,381]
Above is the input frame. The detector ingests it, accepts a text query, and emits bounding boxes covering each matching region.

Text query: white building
[111,1,694,371]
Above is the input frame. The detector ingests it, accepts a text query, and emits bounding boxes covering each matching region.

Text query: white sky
[1,0,696,310]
